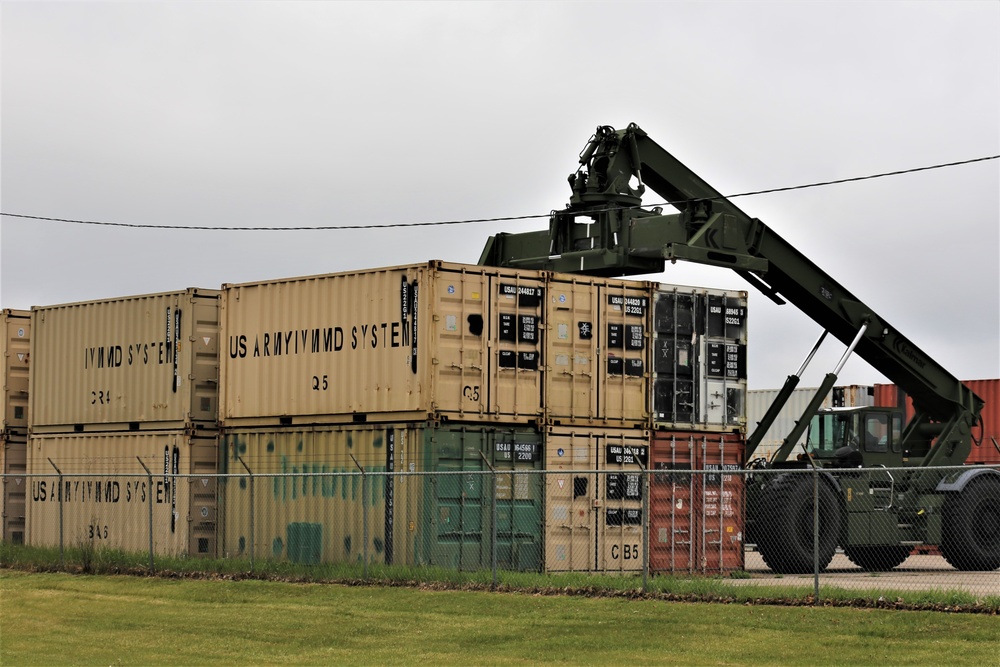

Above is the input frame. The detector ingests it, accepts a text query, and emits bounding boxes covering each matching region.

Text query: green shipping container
[420,425,544,572]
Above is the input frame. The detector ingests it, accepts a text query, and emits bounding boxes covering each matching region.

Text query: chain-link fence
[4,466,998,600]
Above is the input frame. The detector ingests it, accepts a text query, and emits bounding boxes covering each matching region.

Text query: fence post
[642,464,650,593]
[350,455,367,580]
[47,460,64,569]
[137,458,155,574]
[812,467,820,602]
[478,451,497,590]
[237,457,254,573]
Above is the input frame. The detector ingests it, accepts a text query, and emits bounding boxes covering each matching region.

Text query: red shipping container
[874,379,1000,465]
[649,431,745,574]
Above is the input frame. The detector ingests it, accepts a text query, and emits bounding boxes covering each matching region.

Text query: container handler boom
[479,123,999,573]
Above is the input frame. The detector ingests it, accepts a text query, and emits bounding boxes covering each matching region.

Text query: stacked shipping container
[651,286,748,430]
[217,423,544,571]
[12,260,750,575]
[25,290,221,557]
[1,310,30,543]
[217,262,748,573]
[746,385,875,461]
[217,263,551,569]
[874,379,1000,465]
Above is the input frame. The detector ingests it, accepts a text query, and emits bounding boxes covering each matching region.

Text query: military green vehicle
[479,123,999,574]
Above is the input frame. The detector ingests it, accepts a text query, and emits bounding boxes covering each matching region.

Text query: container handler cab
[479,123,1000,574]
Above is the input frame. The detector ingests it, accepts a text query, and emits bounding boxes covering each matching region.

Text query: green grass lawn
[2,570,998,666]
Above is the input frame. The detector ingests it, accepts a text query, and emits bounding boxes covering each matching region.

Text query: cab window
[864,413,889,453]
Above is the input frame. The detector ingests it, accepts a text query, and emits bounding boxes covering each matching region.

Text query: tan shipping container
[544,275,650,428]
[26,430,218,557]
[544,426,649,572]
[30,289,221,432]
[1,432,27,543]
[220,262,545,426]
[2,309,31,432]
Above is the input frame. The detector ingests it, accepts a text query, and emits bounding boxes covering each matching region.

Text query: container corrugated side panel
[747,385,872,461]
[545,275,650,428]
[1,432,27,543]
[218,424,423,566]
[875,379,1000,465]
[220,266,431,425]
[965,379,1000,465]
[29,290,220,432]
[651,285,748,433]
[26,430,218,557]
[873,383,904,410]
[1,310,30,431]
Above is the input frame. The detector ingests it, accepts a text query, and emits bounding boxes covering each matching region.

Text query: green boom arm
[479,123,982,468]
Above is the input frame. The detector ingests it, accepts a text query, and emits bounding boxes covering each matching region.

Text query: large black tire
[843,545,911,571]
[756,474,843,574]
[940,476,1000,571]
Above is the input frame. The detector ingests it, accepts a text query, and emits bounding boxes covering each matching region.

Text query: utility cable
[2,154,996,232]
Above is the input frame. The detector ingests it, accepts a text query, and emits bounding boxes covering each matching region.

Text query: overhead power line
[2,154,996,232]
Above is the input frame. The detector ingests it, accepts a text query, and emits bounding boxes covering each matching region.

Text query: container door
[652,291,698,425]
[189,295,221,423]
[598,285,650,425]
[423,427,488,570]
[490,429,544,572]
[649,432,698,573]
[700,295,747,428]
[697,435,745,573]
[1,436,27,543]
[431,271,490,419]
[187,436,218,557]
[545,282,598,424]
[489,277,545,422]
[2,313,30,430]
[544,430,597,571]
[597,431,648,572]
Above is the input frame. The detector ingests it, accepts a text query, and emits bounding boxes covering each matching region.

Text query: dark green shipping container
[420,425,544,572]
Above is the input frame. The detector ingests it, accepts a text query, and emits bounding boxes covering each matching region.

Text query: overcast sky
[2,2,997,390]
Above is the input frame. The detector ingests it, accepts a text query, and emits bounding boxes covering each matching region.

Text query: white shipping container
[651,285,748,432]
[747,385,874,461]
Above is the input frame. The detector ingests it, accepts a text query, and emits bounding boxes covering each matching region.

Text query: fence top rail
[3,464,997,480]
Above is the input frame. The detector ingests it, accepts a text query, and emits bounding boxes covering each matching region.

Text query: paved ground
[725,552,999,597]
